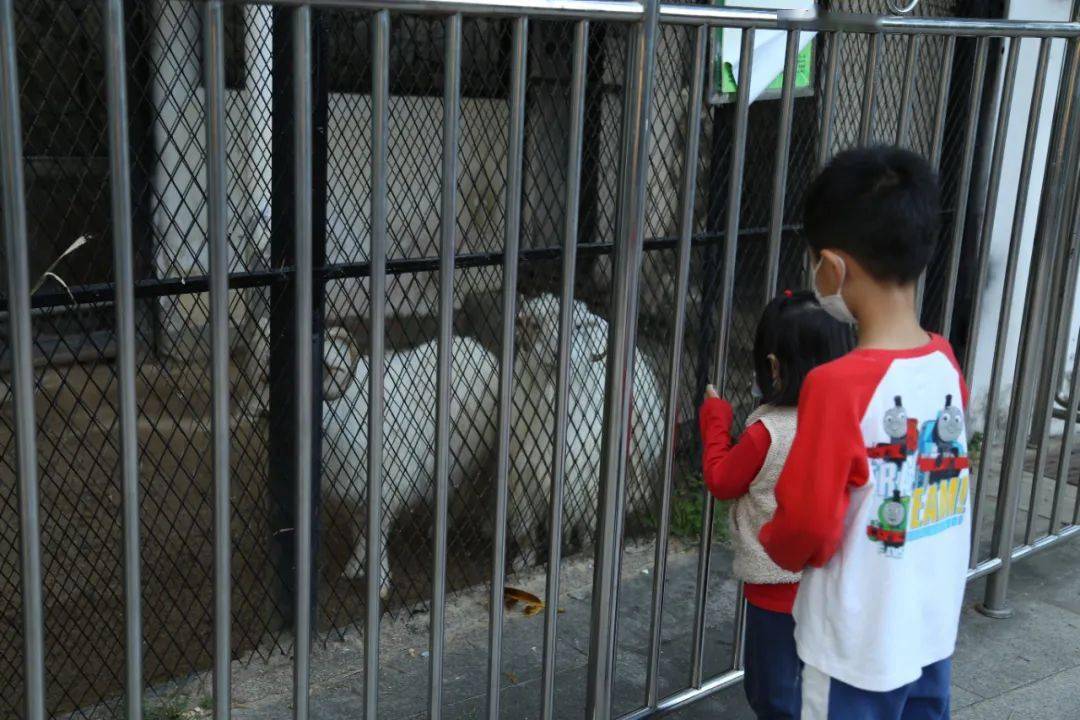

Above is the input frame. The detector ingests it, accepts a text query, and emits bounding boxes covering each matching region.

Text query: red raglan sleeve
[699,397,770,501]
[759,367,870,572]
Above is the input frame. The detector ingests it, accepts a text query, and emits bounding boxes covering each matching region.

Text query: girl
[699,290,853,720]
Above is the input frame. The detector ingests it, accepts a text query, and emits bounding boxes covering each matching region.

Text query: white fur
[510,294,665,568]
[322,332,500,598]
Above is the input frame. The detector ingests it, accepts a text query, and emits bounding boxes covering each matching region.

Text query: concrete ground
[148,532,1080,720]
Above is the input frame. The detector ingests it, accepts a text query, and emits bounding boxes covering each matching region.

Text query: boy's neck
[853,283,930,351]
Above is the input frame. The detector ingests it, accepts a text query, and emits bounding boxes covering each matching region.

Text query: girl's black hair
[754,290,855,407]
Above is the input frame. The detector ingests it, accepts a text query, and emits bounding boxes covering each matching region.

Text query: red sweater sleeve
[759,368,870,572]
[699,398,770,501]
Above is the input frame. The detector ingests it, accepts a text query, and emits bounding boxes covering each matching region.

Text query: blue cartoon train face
[916,394,970,486]
[866,394,971,557]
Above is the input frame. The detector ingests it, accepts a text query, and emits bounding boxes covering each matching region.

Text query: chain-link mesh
[0,0,993,717]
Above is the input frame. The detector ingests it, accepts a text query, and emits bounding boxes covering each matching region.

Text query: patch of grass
[115,695,207,720]
[969,431,983,465]
[651,474,731,543]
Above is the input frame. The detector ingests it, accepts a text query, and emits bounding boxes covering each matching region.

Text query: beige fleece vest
[729,404,802,585]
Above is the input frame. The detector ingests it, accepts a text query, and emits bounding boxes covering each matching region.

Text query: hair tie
[783,289,793,298]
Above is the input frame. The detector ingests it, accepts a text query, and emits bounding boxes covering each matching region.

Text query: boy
[759,146,970,719]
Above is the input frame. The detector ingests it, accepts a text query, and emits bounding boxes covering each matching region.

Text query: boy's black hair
[803,145,940,284]
[755,290,855,407]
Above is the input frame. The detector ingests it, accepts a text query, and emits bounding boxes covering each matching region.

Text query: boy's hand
[704,383,720,400]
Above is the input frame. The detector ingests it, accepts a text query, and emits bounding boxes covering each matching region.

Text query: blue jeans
[801,657,952,719]
[743,603,802,719]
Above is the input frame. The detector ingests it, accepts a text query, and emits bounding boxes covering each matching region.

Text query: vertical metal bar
[896,34,920,147]
[203,3,232,718]
[859,33,882,146]
[918,35,958,315]
[430,14,462,720]
[964,36,1020,381]
[817,32,842,169]
[941,37,989,340]
[539,20,588,720]
[486,16,527,720]
[981,38,1080,618]
[585,0,660,716]
[1052,324,1080,531]
[764,29,800,302]
[104,1,143,716]
[291,7,313,719]
[690,27,754,690]
[964,38,1022,562]
[365,9,390,720]
[0,1,46,717]
[930,37,957,170]
[644,23,706,710]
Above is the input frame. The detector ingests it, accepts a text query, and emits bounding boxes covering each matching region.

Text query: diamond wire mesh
[0,0,989,717]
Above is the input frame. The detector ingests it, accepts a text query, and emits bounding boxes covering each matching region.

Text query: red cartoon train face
[868,397,919,468]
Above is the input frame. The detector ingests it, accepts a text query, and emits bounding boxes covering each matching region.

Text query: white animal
[238,319,499,598]
[321,330,500,598]
[510,294,665,568]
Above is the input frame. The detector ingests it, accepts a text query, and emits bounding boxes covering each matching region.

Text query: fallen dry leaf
[504,671,519,685]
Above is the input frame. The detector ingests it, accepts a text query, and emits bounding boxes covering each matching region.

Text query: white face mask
[812,255,857,325]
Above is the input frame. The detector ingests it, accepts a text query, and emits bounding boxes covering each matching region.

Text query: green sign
[710,1,815,102]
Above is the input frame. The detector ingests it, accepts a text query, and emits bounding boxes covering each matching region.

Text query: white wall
[966,0,1074,432]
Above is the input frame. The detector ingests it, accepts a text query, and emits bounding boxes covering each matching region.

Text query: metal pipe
[965,37,1028,568]
[291,6,314,718]
[104,1,143,716]
[941,38,987,337]
[765,29,800,302]
[981,51,1076,619]
[962,37,1018,382]
[486,17,527,720]
[690,26,755,690]
[930,36,957,170]
[896,34,920,146]
[817,32,842,169]
[644,23,706,710]
[585,0,660,715]
[430,14,462,720]
[859,33,882,145]
[202,3,232,718]
[365,10,390,719]
[1051,325,1080,532]
[0,0,46,716]
[540,18,589,720]
[252,0,1080,37]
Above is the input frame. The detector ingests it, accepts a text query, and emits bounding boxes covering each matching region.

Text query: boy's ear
[816,249,848,295]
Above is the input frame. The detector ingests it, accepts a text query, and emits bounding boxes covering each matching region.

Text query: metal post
[963,37,1020,384]
[764,29,800,302]
[486,16,527,720]
[104,1,143,716]
[291,7,314,718]
[430,14,462,720]
[817,32,842,169]
[690,26,754,690]
[0,0,46,716]
[644,23,707,710]
[540,20,588,720]
[980,36,1080,619]
[896,34,920,146]
[202,3,232,718]
[968,38,1047,567]
[964,38,1021,556]
[941,37,989,340]
[585,1,660,716]
[365,9,390,720]
[859,33,882,145]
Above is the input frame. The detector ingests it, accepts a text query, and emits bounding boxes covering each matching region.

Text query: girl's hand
[705,383,720,400]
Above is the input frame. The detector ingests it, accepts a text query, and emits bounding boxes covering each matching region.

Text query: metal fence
[3,0,1080,718]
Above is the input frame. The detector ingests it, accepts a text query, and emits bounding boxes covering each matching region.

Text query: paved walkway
[152,535,1080,719]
